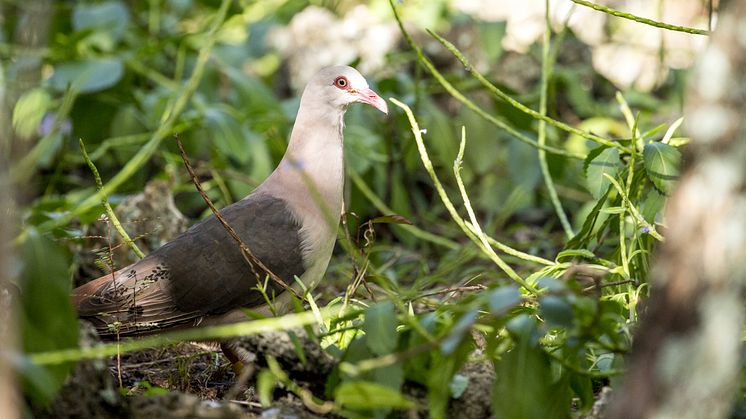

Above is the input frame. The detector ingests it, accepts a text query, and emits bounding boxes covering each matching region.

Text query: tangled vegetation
[3,0,725,417]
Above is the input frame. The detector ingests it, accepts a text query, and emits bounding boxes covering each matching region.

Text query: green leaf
[640,188,665,223]
[335,381,415,409]
[372,362,404,392]
[12,88,52,139]
[487,286,521,314]
[440,309,477,354]
[555,249,595,262]
[244,126,273,180]
[540,295,574,328]
[494,319,571,419]
[19,229,77,405]
[570,374,594,410]
[48,58,124,94]
[344,124,385,174]
[427,339,472,419]
[137,380,169,396]
[421,99,458,167]
[73,1,130,40]
[584,146,620,199]
[566,188,609,249]
[536,277,567,292]
[257,369,278,406]
[507,139,542,191]
[204,107,250,165]
[643,142,680,194]
[477,21,506,61]
[600,206,626,214]
[363,301,397,356]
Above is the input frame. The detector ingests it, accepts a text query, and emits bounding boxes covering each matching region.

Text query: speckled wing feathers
[73,192,306,337]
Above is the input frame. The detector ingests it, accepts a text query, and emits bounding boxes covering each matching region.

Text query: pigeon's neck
[261,102,346,238]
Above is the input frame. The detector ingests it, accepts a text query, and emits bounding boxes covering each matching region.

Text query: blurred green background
[1,0,715,417]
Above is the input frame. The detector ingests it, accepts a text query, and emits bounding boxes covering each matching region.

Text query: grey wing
[74,192,306,336]
[159,192,307,313]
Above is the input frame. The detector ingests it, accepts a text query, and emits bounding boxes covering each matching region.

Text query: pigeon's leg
[219,341,254,376]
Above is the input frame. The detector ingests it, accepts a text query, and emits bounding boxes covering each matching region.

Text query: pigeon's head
[307,66,388,115]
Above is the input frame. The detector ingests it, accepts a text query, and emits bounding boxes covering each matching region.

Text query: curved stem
[570,0,709,35]
[391,98,538,294]
[538,0,574,239]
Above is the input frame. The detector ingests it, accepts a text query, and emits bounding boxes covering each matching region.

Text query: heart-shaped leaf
[643,142,680,194]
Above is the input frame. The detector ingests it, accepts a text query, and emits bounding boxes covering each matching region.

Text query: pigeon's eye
[334,76,349,89]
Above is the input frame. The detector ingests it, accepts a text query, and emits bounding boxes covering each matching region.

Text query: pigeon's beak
[354,88,388,115]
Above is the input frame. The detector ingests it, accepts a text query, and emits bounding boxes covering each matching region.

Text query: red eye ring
[334,76,349,90]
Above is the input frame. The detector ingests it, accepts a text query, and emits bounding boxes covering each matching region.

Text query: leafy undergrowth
[5,0,708,418]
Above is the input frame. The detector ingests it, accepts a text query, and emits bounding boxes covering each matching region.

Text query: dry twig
[174,135,298,299]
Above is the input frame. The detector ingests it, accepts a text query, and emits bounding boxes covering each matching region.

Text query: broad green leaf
[427,338,473,419]
[222,67,285,128]
[641,188,665,223]
[494,319,571,419]
[487,286,521,314]
[19,229,77,405]
[421,99,458,167]
[440,309,477,354]
[506,139,541,191]
[12,88,51,138]
[584,146,620,199]
[335,381,415,409]
[460,106,503,175]
[570,373,594,410]
[540,295,574,328]
[363,301,397,356]
[536,277,567,292]
[505,315,539,344]
[372,362,404,392]
[48,58,124,94]
[643,142,680,194]
[73,1,130,40]
[204,107,250,165]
